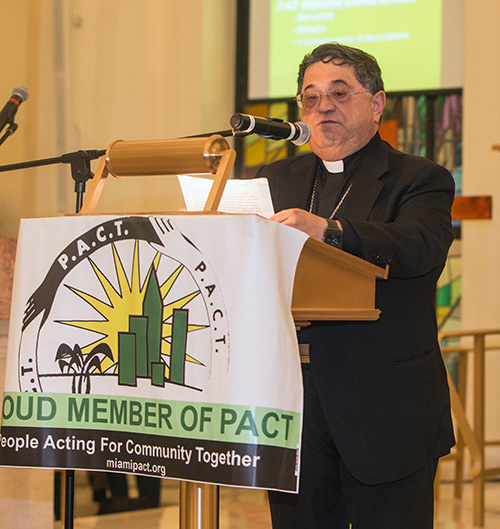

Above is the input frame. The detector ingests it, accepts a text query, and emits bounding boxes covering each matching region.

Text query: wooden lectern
[178,239,386,529]
[178,241,386,529]
[292,237,387,325]
[76,135,386,529]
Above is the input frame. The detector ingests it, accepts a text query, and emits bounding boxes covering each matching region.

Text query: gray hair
[297,43,385,95]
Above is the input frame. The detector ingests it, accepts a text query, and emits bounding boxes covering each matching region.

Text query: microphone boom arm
[0,149,106,213]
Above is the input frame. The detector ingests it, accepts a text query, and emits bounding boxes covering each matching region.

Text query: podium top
[292,237,387,325]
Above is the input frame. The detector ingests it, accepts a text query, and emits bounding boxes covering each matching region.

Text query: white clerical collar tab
[322,159,344,173]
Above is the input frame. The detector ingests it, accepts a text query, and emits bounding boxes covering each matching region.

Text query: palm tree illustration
[56,343,113,394]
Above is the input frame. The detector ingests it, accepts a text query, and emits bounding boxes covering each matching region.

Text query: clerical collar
[321,133,380,174]
[322,159,344,173]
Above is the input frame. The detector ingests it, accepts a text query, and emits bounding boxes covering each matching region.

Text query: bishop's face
[299,60,386,161]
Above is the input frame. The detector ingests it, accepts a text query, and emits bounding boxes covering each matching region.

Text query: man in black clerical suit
[256,43,455,529]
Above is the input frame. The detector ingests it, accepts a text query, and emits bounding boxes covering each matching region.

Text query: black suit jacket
[256,134,456,485]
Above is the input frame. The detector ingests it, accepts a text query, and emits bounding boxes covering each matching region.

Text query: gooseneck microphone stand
[0,148,105,529]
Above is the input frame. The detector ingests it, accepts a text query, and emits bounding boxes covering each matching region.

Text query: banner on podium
[0,214,307,492]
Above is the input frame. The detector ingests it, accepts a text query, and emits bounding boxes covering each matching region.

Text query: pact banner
[0,214,307,492]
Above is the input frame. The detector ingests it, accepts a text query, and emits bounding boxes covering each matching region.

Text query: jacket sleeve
[338,161,455,279]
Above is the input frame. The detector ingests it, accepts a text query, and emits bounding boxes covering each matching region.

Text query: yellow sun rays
[58,241,208,375]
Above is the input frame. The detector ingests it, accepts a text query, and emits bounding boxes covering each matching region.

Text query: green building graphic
[118,269,188,388]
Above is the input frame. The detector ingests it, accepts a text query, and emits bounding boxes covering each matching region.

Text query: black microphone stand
[0,149,105,529]
[0,122,19,147]
[0,149,106,213]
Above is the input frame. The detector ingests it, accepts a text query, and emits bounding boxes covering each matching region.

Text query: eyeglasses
[296,90,370,110]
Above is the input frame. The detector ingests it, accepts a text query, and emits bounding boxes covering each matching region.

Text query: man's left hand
[270,208,328,241]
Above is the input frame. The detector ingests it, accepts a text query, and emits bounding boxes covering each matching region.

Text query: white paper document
[178,174,275,218]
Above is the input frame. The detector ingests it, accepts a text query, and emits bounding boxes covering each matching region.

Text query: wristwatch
[322,219,343,249]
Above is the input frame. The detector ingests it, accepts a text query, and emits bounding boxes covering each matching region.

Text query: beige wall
[0,0,236,236]
[462,0,500,450]
[462,0,500,329]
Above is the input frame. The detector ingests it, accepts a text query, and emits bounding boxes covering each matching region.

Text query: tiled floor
[54,470,500,529]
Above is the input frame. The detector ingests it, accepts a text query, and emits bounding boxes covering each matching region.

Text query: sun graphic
[56,241,209,383]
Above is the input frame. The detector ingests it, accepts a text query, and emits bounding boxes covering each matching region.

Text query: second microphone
[230,113,311,146]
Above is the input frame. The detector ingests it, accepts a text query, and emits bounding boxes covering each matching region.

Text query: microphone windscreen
[292,122,311,146]
[12,86,29,102]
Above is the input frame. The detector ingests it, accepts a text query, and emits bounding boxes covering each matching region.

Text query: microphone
[230,113,311,146]
[0,86,29,132]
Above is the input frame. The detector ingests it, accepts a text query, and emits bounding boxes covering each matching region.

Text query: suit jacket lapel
[271,136,391,219]
[338,136,390,220]
[275,153,318,211]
